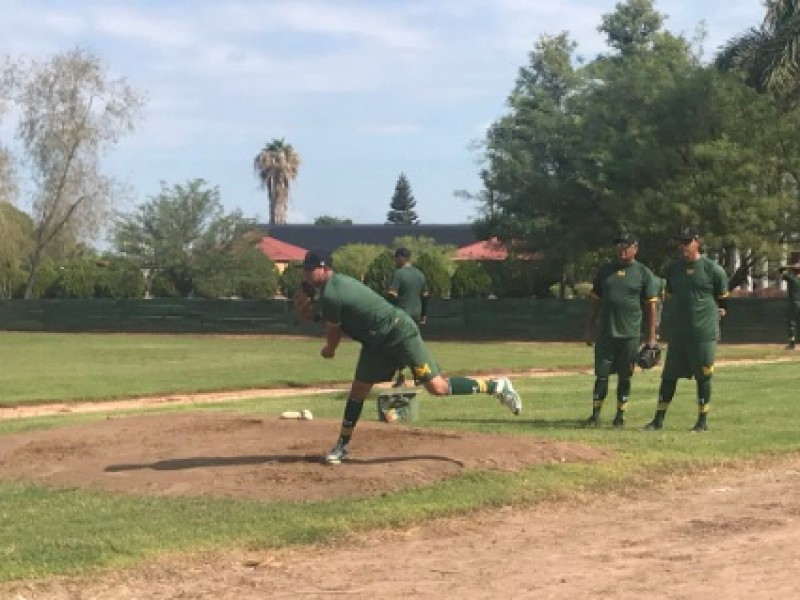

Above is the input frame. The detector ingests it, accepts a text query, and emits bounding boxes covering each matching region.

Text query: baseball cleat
[324,440,349,465]
[690,422,708,433]
[643,420,663,431]
[582,415,601,428]
[612,415,625,428]
[495,377,522,415]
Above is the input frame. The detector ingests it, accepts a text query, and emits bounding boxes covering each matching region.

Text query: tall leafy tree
[476,31,588,290]
[386,172,419,224]
[651,71,796,285]
[253,138,300,225]
[601,0,665,55]
[573,0,700,252]
[113,179,269,297]
[475,0,798,289]
[10,47,145,298]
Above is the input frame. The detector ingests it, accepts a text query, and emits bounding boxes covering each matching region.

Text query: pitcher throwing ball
[300,250,522,465]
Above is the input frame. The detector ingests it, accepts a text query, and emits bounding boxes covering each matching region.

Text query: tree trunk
[23,245,44,299]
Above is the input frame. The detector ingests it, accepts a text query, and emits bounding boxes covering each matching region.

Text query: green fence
[0,298,788,343]
[0,299,300,335]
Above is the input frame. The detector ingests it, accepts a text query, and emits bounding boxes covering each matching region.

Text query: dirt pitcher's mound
[0,412,608,501]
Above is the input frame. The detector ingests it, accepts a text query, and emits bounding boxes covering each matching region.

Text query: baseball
[301,409,313,420]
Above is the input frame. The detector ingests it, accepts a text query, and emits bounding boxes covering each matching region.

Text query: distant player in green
[301,250,522,465]
[778,263,800,350]
[386,247,429,387]
[644,227,729,432]
[583,233,659,427]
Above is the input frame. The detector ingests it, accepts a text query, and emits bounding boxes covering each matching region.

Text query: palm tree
[253,138,301,224]
[715,0,800,102]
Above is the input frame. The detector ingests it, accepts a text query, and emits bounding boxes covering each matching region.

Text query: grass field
[0,331,793,404]
[0,332,798,582]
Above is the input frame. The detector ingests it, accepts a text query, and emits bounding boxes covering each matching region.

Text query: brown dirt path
[2,455,799,599]
[1,356,793,421]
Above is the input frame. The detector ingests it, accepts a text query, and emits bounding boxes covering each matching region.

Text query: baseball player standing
[644,227,729,432]
[583,233,660,427]
[300,250,522,465]
[386,247,429,387]
[778,263,800,350]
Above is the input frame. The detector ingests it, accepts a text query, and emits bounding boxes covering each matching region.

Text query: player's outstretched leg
[436,376,522,416]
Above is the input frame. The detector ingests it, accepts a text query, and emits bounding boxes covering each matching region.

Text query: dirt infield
[0,411,607,501]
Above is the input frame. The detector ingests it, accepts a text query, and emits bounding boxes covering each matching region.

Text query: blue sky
[1,0,766,230]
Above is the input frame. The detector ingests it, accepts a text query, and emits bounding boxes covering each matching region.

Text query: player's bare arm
[321,322,343,358]
[645,299,658,346]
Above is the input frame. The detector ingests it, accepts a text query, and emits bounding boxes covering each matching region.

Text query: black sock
[654,379,677,425]
[339,398,364,445]
[592,378,608,417]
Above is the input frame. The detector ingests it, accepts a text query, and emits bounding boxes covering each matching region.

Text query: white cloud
[1,0,771,226]
[208,1,435,50]
[92,6,196,48]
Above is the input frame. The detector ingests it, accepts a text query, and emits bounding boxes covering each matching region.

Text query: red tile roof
[454,238,508,261]
[256,236,307,261]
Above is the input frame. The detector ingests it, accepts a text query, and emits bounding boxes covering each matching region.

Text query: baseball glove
[636,343,661,370]
[292,282,317,323]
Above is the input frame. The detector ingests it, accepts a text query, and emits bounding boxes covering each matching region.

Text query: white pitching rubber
[280,410,314,420]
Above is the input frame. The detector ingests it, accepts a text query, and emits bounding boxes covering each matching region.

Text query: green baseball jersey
[665,256,729,342]
[591,260,659,338]
[783,271,800,306]
[319,272,413,347]
[387,265,428,320]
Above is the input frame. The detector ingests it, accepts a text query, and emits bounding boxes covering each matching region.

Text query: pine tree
[386,173,419,224]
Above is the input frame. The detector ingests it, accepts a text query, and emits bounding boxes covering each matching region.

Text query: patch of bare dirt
[0,411,607,502]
